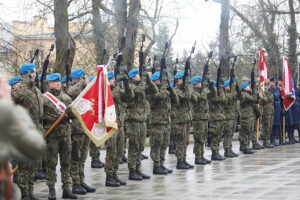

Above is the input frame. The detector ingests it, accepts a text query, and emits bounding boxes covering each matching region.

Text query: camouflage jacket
[126,78,158,122]
[43,88,73,137]
[111,84,134,126]
[11,80,44,132]
[148,86,179,125]
[261,88,274,115]
[240,90,258,119]
[191,87,209,121]
[66,79,87,133]
[223,87,238,120]
[207,87,226,121]
[173,84,193,124]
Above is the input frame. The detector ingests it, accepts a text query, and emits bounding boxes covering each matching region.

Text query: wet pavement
[16,141,300,200]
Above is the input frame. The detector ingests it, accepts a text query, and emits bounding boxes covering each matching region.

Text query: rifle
[100,48,107,65]
[65,47,71,88]
[183,41,196,88]
[40,44,54,93]
[139,34,146,78]
[201,51,213,86]
[251,58,257,91]
[229,56,238,87]
[152,55,157,74]
[216,60,222,95]
[115,33,126,81]
[173,54,179,87]
[159,42,169,84]
[30,49,40,87]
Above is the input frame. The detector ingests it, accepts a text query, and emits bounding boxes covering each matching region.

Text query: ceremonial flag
[70,65,118,147]
[258,48,268,82]
[281,57,295,110]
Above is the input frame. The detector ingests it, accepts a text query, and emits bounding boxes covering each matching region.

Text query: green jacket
[173,85,193,124]
[148,86,179,125]
[191,87,209,120]
[240,90,258,119]
[43,88,73,137]
[261,88,274,115]
[223,87,238,120]
[207,87,226,121]
[126,79,158,122]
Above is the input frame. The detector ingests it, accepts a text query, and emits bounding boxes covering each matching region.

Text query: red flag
[258,48,268,82]
[281,57,295,111]
[70,65,118,147]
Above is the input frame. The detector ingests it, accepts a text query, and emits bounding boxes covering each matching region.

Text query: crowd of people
[1,61,300,200]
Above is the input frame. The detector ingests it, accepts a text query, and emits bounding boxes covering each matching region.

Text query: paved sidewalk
[16,141,300,200]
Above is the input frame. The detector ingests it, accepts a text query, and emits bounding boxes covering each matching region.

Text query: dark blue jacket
[270,86,282,126]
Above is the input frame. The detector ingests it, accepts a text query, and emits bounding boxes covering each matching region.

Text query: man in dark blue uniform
[270,78,282,146]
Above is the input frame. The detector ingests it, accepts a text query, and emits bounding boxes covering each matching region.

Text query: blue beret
[47,73,61,82]
[108,72,115,80]
[240,81,250,90]
[89,76,96,82]
[8,76,22,85]
[151,72,160,81]
[19,63,36,74]
[174,72,184,79]
[128,68,139,78]
[191,76,202,85]
[213,81,217,86]
[71,68,86,79]
[61,76,67,83]
[169,82,175,88]
[223,80,230,87]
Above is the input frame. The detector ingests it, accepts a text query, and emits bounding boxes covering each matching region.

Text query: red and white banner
[258,48,268,82]
[70,65,118,147]
[43,92,66,113]
[281,57,295,111]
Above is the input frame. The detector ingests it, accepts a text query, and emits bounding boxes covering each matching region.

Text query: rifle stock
[41,44,54,93]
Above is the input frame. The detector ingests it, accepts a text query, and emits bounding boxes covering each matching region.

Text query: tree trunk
[54,0,75,74]
[287,0,298,77]
[219,0,231,79]
[113,0,127,51]
[92,0,106,65]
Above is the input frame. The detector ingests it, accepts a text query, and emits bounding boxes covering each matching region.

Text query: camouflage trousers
[175,122,191,162]
[105,124,125,176]
[169,120,176,150]
[46,136,72,189]
[150,124,171,167]
[127,121,147,171]
[262,114,274,142]
[17,161,38,196]
[90,142,100,162]
[223,119,237,152]
[209,120,224,153]
[239,117,255,149]
[251,117,260,143]
[193,120,208,160]
[71,133,90,185]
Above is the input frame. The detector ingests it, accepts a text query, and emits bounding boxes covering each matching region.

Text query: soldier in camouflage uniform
[66,68,96,195]
[260,80,275,148]
[11,63,45,200]
[43,73,77,200]
[239,81,259,154]
[251,92,264,150]
[126,68,158,180]
[148,72,179,174]
[105,72,134,186]
[207,81,227,161]
[223,80,239,158]
[169,84,177,155]
[190,76,211,165]
[173,72,194,169]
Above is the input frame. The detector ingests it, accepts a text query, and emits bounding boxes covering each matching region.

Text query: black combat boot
[137,170,151,179]
[229,150,239,157]
[211,150,226,161]
[195,159,207,165]
[183,161,194,169]
[141,154,149,160]
[176,161,189,169]
[239,145,245,151]
[48,187,56,200]
[62,188,78,199]
[252,143,262,150]
[224,151,235,158]
[105,175,120,187]
[202,157,212,164]
[168,146,175,154]
[35,171,46,180]
[72,184,87,195]
[263,141,275,148]
[113,174,127,185]
[91,160,104,168]
[81,183,96,193]
[153,167,168,175]
[129,170,142,181]
[243,148,255,154]
[121,156,128,163]
[161,165,173,173]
